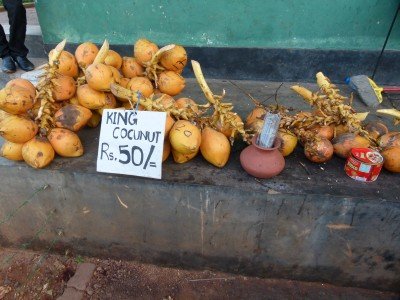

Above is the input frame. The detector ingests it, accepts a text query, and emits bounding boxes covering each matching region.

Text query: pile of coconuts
[244,72,400,173]
[0,38,189,169]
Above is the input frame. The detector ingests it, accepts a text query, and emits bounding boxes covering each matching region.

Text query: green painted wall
[36,0,400,50]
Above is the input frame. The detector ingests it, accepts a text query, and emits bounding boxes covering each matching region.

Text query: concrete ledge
[0,80,399,292]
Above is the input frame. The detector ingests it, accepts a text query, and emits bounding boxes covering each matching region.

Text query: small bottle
[257,113,281,148]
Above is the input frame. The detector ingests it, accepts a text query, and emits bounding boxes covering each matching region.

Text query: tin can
[344,148,383,182]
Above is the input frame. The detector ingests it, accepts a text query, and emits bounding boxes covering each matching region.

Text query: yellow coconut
[49,50,79,77]
[174,97,199,113]
[85,63,114,91]
[157,71,185,96]
[169,120,201,154]
[121,57,144,78]
[77,84,107,109]
[200,127,231,167]
[22,136,55,168]
[277,129,298,157]
[134,39,159,66]
[52,74,77,101]
[105,50,123,69]
[0,140,24,161]
[172,149,198,164]
[0,115,38,143]
[86,111,102,128]
[75,42,99,69]
[97,93,117,115]
[6,78,36,99]
[54,104,92,131]
[162,139,171,162]
[0,85,35,114]
[127,77,154,98]
[160,45,187,71]
[48,128,83,157]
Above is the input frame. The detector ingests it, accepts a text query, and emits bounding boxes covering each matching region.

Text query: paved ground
[0,7,38,25]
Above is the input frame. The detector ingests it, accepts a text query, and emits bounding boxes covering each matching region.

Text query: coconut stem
[93,39,109,64]
[36,39,67,135]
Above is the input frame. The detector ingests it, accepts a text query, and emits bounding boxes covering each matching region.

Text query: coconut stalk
[144,44,175,85]
[191,60,248,144]
[35,39,66,135]
[110,83,206,121]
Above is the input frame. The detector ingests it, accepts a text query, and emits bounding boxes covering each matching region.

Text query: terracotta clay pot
[240,136,285,179]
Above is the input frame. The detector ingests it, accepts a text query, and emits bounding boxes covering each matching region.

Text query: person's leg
[3,0,33,71]
[0,24,10,58]
[0,6,15,73]
[4,0,28,58]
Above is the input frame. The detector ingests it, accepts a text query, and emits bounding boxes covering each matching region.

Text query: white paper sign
[97,109,166,179]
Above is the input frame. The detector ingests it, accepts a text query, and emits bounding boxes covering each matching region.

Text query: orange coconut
[121,57,144,78]
[0,140,24,161]
[77,84,107,109]
[0,85,35,114]
[364,121,388,140]
[6,78,36,98]
[49,50,79,77]
[304,138,334,163]
[175,97,199,113]
[22,136,55,168]
[75,42,99,69]
[52,74,77,101]
[85,63,114,91]
[134,39,159,66]
[200,127,231,167]
[157,71,185,96]
[332,133,370,158]
[310,125,334,141]
[215,113,242,138]
[381,147,400,173]
[334,124,350,137]
[169,120,201,154]
[86,111,102,128]
[127,77,154,98]
[0,115,38,143]
[48,128,83,157]
[54,104,92,131]
[97,93,117,115]
[119,77,131,89]
[104,50,123,69]
[160,45,187,71]
[378,132,400,149]
[245,107,267,128]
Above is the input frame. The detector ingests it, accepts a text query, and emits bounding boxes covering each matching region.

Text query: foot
[1,56,16,73]
[13,56,34,71]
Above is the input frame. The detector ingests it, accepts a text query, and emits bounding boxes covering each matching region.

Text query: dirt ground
[0,248,399,300]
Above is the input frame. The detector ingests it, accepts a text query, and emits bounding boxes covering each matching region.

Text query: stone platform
[0,77,399,292]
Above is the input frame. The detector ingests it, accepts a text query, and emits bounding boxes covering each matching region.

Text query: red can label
[344,148,383,182]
